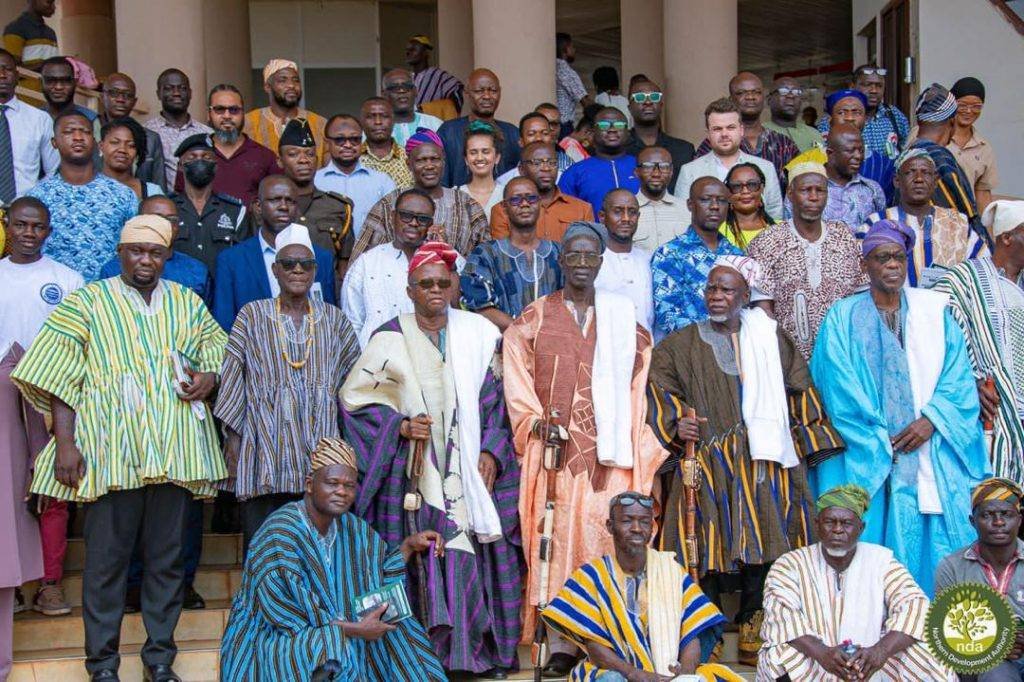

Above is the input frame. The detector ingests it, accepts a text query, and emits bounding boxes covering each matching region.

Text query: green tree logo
[927,583,1016,673]
[943,593,997,653]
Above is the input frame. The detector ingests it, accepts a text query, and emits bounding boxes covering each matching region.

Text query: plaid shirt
[818,102,910,160]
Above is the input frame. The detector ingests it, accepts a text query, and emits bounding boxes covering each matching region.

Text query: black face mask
[183,159,216,187]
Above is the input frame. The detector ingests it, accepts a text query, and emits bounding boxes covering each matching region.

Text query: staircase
[11,508,755,681]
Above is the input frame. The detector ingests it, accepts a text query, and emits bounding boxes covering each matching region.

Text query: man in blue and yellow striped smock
[542,492,743,682]
[11,214,227,681]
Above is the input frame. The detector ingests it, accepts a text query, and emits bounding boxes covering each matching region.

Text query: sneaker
[737,609,764,667]
[33,581,72,616]
[13,587,27,614]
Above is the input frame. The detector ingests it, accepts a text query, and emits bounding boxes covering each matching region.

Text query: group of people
[1,8,1023,681]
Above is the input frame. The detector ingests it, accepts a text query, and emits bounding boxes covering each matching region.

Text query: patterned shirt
[28,173,138,282]
[414,66,464,111]
[144,114,213,187]
[904,138,984,244]
[556,58,588,123]
[359,141,414,189]
[392,112,444,149]
[695,128,799,187]
[651,228,741,337]
[818,102,910,160]
[746,220,866,358]
[460,239,562,320]
[784,174,886,229]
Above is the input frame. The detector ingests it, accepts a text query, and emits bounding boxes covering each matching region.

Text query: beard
[213,127,241,145]
[708,313,729,323]
[272,90,300,109]
[823,545,854,558]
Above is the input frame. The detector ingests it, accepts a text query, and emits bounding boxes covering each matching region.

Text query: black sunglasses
[397,208,432,227]
[276,257,317,272]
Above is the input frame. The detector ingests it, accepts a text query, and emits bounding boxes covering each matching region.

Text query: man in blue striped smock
[11,214,227,682]
[220,437,446,681]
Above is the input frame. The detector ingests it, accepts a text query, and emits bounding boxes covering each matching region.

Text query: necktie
[0,103,16,203]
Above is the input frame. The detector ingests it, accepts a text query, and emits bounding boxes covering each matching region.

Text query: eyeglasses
[957,103,984,113]
[397,209,432,227]
[384,82,414,92]
[563,252,602,267]
[523,158,558,169]
[506,194,540,207]
[328,134,363,146]
[610,492,654,509]
[105,88,134,100]
[630,91,663,104]
[772,86,804,97]
[595,120,628,131]
[638,161,672,172]
[276,257,317,272]
[858,67,888,76]
[411,277,452,290]
[867,251,907,265]
[210,105,243,115]
[727,180,763,193]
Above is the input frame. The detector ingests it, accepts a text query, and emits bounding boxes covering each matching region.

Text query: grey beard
[214,128,240,145]
[708,313,729,323]
[823,545,854,558]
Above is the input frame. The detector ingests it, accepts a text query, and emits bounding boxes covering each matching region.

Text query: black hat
[279,118,316,148]
[950,76,985,102]
[174,133,214,158]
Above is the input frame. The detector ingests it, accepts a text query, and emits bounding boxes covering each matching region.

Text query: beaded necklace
[276,297,315,369]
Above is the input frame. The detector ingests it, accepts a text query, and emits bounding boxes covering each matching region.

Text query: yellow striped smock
[11,277,228,502]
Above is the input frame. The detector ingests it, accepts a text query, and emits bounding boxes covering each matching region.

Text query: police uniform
[170,191,248,274]
[297,189,354,266]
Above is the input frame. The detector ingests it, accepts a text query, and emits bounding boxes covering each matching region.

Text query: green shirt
[764,120,823,153]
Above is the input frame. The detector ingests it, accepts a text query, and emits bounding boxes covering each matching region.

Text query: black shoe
[143,664,181,682]
[542,652,577,678]
[123,584,141,614]
[90,670,119,681]
[182,584,205,610]
[481,668,509,680]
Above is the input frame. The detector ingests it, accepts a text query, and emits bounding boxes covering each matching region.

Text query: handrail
[14,66,148,117]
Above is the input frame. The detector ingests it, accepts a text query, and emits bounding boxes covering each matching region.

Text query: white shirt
[392,112,444,149]
[594,246,654,331]
[0,256,83,358]
[258,231,279,297]
[671,150,783,223]
[456,183,503,216]
[2,96,59,196]
[635,191,688,252]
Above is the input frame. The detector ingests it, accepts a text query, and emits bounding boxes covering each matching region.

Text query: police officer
[169,133,248,274]
[277,118,355,284]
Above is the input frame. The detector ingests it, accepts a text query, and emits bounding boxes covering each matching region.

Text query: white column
[202,0,253,108]
[437,0,474,87]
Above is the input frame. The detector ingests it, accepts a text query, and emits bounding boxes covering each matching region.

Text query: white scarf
[592,291,637,469]
[812,543,890,654]
[738,308,800,468]
[645,549,684,675]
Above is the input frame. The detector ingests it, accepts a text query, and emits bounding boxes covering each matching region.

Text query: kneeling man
[759,485,953,681]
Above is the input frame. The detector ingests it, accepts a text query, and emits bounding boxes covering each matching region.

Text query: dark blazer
[211,235,337,331]
[138,129,167,191]
[437,116,520,187]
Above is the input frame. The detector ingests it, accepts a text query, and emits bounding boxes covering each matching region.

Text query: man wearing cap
[760,485,953,681]
[936,478,1024,681]
[648,255,844,666]
[144,68,213,187]
[382,67,444,149]
[811,219,990,595]
[168,132,248,275]
[934,201,1024,486]
[748,162,866,359]
[213,175,336,331]
[278,118,356,282]
[503,221,667,675]
[861,147,983,288]
[542,492,741,682]
[351,130,489,261]
[244,59,328,165]
[818,63,911,160]
[215,223,358,554]
[11,214,228,681]
[342,242,522,677]
[906,82,985,245]
[948,76,998,216]
[220,437,447,681]
[406,34,463,119]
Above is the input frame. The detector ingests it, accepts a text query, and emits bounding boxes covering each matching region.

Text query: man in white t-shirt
[594,189,654,331]
[0,196,83,627]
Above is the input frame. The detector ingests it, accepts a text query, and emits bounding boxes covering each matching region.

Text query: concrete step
[21,564,242,609]
[63,532,243,573]
[10,639,221,682]
[13,601,231,654]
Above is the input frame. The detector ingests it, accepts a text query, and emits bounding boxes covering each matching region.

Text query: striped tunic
[11,278,227,501]
[220,502,446,681]
[214,299,359,499]
[414,66,464,111]
[759,543,953,681]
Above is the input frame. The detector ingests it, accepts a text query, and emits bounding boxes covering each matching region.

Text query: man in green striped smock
[12,214,228,682]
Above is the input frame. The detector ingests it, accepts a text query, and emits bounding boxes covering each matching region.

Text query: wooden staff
[682,406,700,582]
[533,408,564,681]
[403,434,429,624]
[983,376,996,460]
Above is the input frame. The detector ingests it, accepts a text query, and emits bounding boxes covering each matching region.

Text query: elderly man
[862,147,984,288]
[382,67,443,148]
[934,201,1024,485]
[634,146,688,251]
[406,34,463,116]
[144,68,213,187]
[351,130,489,260]
[760,485,953,681]
[624,78,695,192]
[99,72,166,190]
[215,223,359,554]
[461,177,561,331]
[936,478,1024,681]
[748,163,866,359]
[649,256,844,667]
[818,63,911,159]
[12,215,227,681]
[220,438,447,681]
[811,220,990,595]
[489,141,592,241]
[542,492,742,682]
[359,96,413,188]
[559,106,641,217]
[674,98,782,223]
[341,242,522,676]
[245,58,328,165]
[652,177,742,338]
[437,68,520,186]
[764,77,822,153]
[949,76,998,215]
[594,188,653,331]
[503,221,666,676]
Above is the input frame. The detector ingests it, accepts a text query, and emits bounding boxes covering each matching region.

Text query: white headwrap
[982,200,1024,239]
[276,223,314,255]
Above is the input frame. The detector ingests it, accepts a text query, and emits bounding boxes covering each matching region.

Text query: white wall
[918,0,1024,198]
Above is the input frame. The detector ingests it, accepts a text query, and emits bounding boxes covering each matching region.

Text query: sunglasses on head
[276,257,317,272]
[630,91,663,104]
[610,492,655,510]
[397,209,432,227]
[411,277,452,290]
[595,120,628,131]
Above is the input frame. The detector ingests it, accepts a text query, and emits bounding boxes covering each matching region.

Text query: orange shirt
[489,189,593,241]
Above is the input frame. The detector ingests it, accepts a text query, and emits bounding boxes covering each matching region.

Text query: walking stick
[403,434,430,624]
[682,406,700,582]
[533,408,565,682]
[983,376,996,461]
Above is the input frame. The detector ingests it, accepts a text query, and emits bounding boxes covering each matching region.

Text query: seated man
[935,478,1024,682]
[542,491,742,682]
[220,437,446,681]
[759,485,953,681]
